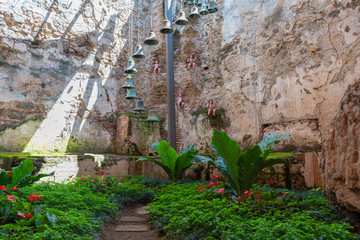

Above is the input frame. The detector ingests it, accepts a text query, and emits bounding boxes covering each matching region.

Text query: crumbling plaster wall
[139,0,360,152]
[0,0,151,153]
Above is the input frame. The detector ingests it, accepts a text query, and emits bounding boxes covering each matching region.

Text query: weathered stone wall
[323,80,360,212]
[0,0,151,153]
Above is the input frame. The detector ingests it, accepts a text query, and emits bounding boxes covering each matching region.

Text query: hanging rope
[150,0,153,30]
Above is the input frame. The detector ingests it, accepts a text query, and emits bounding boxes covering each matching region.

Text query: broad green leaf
[137,157,172,179]
[0,170,10,186]
[9,159,34,188]
[35,214,42,232]
[156,141,179,178]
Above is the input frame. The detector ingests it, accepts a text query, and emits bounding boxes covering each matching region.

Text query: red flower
[227,196,232,199]
[25,213,33,218]
[214,182,220,186]
[80,177,85,180]
[0,185,6,191]
[237,196,243,200]
[256,195,260,199]
[29,193,44,201]
[217,188,225,193]
[259,185,264,187]
[268,179,275,185]
[10,187,20,191]
[91,179,95,183]
[68,175,74,178]
[211,175,219,178]
[261,199,265,202]
[17,212,25,218]
[120,178,124,183]
[99,171,104,176]
[72,181,75,184]
[7,195,15,202]
[196,187,203,191]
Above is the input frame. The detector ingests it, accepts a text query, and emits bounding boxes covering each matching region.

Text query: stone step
[136,206,149,215]
[114,224,151,232]
[120,216,148,222]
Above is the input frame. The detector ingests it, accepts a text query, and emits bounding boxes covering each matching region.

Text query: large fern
[137,141,200,182]
[198,130,291,195]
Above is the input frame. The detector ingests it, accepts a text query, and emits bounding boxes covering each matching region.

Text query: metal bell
[144,31,159,45]
[189,6,201,19]
[208,0,218,13]
[145,108,160,122]
[197,0,203,6]
[193,0,198,5]
[184,0,188,5]
[121,76,135,89]
[134,99,146,112]
[160,19,174,34]
[188,0,194,5]
[199,3,209,15]
[175,10,189,26]
[132,44,146,59]
[124,57,138,75]
[125,88,138,99]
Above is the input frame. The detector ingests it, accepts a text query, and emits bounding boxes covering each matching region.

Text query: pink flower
[217,188,225,193]
[17,212,25,218]
[7,195,15,202]
[80,177,85,180]
[91,179,95,183]
[25,213,33,218]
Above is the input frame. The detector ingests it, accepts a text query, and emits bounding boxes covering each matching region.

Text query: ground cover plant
[148,179,356,240]
[0,173,154,240]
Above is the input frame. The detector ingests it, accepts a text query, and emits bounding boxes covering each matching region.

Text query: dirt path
[100,203,162,240]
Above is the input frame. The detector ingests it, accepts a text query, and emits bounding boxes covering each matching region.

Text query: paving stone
[120,216,147,222]
[114,224,151,232]
[136,206,149,215]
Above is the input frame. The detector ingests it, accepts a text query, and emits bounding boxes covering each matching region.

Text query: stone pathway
[100,203,162,240]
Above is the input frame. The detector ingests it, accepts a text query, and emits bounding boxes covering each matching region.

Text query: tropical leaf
[211,130,242,193]
[175,145,198,181]
[0,170,10,186]
[156,141,178,178]
[9,159,34,188]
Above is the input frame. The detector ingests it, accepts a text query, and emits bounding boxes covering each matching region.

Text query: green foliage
[137,141,201,181]
[148,183,356,240]
[0,159,50,189]
[1,177,155,239]
[197,130,291,195]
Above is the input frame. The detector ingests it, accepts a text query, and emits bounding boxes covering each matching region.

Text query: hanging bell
[208,0,218,13]
[134,99,147,112]
[199,3,209,15]
[145,108,160,122]
[132,44,146,59]
[193,0,198,6]
[144,31,159,45]
[184,0,188,5]
[121,76,135,89]
[175,10,189,26]
[197,0,203,6]
[188,0,194,5]
[124,57,138,75]
[125,88,138,99]
[189,6,201,19]
[160,19,174,34]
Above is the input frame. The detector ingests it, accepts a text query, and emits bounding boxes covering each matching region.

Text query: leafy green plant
[137,141,201,182]
[0,159,50,188]
[197,130,291,195]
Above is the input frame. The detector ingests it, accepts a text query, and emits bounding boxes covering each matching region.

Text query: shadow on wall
[0,0,144,153]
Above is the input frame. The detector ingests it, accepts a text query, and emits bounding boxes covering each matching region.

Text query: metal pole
[165,0,176,150]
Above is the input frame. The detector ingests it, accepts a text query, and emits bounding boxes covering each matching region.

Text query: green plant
[137,141,202,182]
[0,159,50,188]
[197,130,291,195]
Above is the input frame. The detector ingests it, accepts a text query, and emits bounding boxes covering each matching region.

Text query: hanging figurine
[207,99,216,116]
[187,54,197,70]
[177,93,185,109]
[153,59,161,74]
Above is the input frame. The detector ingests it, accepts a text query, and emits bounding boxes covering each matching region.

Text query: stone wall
[0,0,151,153]
[323,80,360,212]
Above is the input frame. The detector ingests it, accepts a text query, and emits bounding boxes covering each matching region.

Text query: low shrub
[148,182,356,240]
[1,176,155,239]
